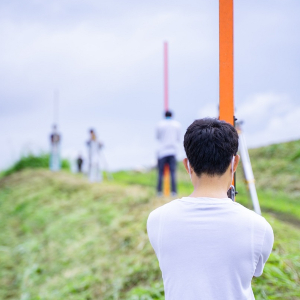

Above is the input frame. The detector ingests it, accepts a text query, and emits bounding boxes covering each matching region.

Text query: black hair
[184,118,239,177]
[165,111,172,117]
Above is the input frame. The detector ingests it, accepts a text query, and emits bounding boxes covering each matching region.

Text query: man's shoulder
[148,199,180,220]
[232,202,272,230]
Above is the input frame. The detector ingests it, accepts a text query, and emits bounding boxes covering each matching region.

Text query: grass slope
[0,170,161,300]
[0,154,70,178]
[0,140,300,299]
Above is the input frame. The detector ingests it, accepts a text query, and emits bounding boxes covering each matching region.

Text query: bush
[2,154,70,176]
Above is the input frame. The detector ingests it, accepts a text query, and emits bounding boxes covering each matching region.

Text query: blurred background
[1,1,300,299]
[1,0,299,171]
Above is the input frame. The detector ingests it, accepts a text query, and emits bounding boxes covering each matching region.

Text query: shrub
[2,154,70,176]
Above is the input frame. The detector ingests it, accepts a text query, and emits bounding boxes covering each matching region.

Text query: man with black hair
[148,118,273,300]
[156,110,181,195]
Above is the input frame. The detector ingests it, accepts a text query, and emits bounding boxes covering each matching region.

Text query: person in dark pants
[77,155,83,173]
[157,155,177,194]
[156,111,181,195]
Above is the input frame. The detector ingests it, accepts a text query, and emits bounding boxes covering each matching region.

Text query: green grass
[252,215,300,299]
[0,140,300,299]
[1,154,70,177]
[0,170,161,300]
[249,140,300,198]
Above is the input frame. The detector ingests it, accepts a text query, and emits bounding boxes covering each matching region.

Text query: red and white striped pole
[163,41,171,197]
[164,42,169,111]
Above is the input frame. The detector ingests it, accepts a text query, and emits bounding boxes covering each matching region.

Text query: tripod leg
[239,132,261,215]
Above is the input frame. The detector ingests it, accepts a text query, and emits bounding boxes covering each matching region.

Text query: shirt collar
[179,197,233,204]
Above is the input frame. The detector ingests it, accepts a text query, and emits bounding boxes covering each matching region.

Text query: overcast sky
[1,0,299,171]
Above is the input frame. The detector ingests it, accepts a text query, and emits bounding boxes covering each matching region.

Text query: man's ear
[183,158,189,174]
[233,154,240,173]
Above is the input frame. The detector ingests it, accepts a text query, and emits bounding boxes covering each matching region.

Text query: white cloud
[249,106,300,147]
[237,92,292,124]
[198,103,218,119]
[237,92,300,147]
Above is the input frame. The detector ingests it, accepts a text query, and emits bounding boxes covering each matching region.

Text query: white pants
[89,162,102,182]
[50,147,60,171]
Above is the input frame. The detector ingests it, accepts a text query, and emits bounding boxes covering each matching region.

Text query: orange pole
[219,0,234,125]
[163,166,171,196]
[219,0,236,199]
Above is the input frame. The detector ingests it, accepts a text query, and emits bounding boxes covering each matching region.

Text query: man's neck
[189,173,229,199]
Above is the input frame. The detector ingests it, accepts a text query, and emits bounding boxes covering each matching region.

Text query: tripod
[237,122,261,215]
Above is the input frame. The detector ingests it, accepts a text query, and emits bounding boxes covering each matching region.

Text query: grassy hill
[1,140,300,299]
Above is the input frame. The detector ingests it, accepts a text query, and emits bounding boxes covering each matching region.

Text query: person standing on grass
[77,154,83,173]
[87,129,103,182]
[156,110,181,196]
[148,118,274,300]
[49,124,61,172]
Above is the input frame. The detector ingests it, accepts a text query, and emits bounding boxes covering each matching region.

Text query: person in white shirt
[148,118,274,300]
[156,111,181,195]
[86,129,103,182]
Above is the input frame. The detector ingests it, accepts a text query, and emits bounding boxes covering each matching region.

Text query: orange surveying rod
[163,41,171,197]
[219,0,236,199]
[219,0,234,125]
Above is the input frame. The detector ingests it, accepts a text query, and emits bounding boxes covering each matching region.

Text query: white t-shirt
[147,197,274,300]
[87,140,99,164]
[156,119,181,159]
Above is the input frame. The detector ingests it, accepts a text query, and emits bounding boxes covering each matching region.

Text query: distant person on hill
[156,110,181,196]
[49,124,61,171]
[148,118,274,300]
[86,129,103,182]
[77,154,83,173]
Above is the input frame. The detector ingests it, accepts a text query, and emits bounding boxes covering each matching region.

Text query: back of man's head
[165,111,172,118]
[184,118,238,177]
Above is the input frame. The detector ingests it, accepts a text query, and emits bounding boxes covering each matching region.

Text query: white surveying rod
[238,130,261,215]
[54,90,59,125]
